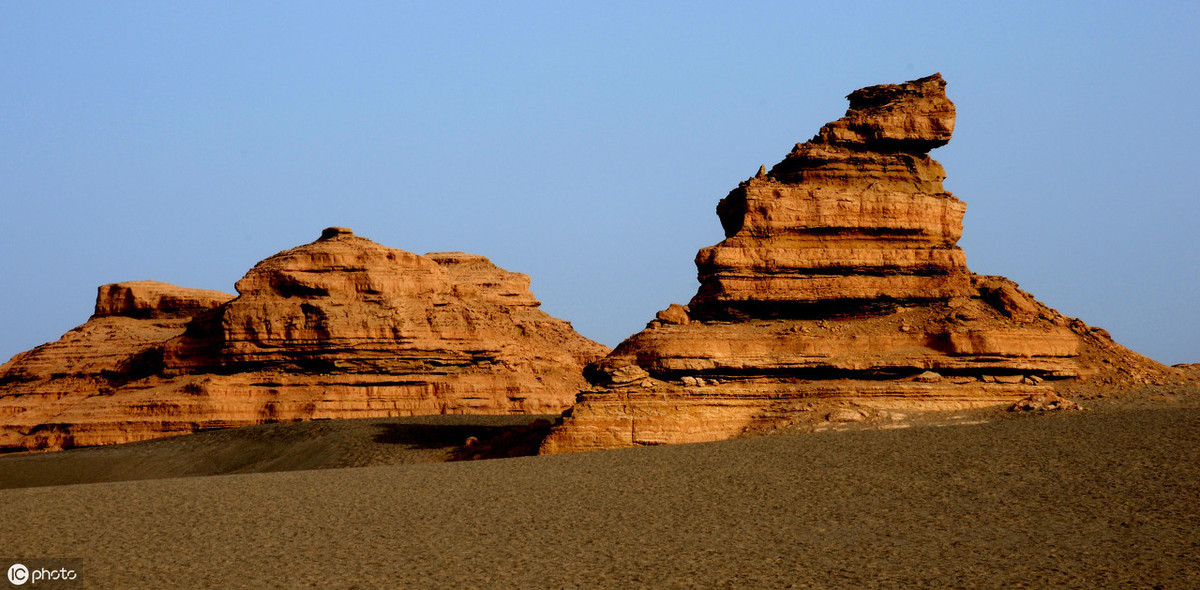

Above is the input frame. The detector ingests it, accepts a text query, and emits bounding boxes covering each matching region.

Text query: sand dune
[1,396,1198,588]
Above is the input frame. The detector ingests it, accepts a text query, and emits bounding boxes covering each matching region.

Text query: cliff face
[0,228,608,451]
[541,74,1188,455]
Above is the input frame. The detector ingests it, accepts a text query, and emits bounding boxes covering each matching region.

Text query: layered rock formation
[541,74,1188,454]
[695,74,967,312]
[1,228,608,451]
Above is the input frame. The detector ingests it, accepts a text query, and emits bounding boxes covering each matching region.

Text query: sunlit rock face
[693,74,969,317]
[541,74,1183,455]
[0,228,609,451]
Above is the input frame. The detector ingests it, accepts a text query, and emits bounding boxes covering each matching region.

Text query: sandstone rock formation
[1,228,608,451]
[541,74,1190,454]
[1009,392,1082,412]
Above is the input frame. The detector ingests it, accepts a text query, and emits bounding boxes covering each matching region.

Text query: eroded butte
[541,74,1188,454]
[0,228,608,451]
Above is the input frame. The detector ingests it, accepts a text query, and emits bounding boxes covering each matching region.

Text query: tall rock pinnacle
[696,73,969,318]
[541,74,1185,454]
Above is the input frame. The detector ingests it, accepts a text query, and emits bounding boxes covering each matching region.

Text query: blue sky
[2,2,1197,365]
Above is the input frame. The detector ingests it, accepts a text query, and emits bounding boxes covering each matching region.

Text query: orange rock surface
[695,74,969,312]
[1,228,608,451]
[541,74,1187,454]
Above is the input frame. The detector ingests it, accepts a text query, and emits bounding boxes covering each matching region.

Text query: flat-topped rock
[319,226,355,240]
[93,281,233,319]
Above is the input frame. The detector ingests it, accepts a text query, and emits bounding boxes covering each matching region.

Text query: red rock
[654,304,690,326]
[0,229,608,451]
[1009,392,1082,412]
[93,281,233,319]
[694,74,970,316]
[975,276,1041,322]
[826,408,868,423]
[542,74,1174,455]
[816,73,955,150]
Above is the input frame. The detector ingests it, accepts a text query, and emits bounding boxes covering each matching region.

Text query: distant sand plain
[2,392,1198,588]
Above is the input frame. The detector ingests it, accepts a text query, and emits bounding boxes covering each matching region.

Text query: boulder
[655,304,691,325]
[1009,393,1082,412]
[826,408,868,423]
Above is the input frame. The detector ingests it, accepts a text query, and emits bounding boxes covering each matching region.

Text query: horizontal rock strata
[694,75,969,317]
[1,229,608,451]
[542,74,1186,454]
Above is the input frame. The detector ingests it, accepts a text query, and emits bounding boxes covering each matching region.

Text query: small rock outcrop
[1009,392,1082,412]
[93,281,233,319]
[541,74,1188,454]
[0,229,609,451]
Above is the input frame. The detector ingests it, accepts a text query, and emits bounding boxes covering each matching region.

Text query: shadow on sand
[370,418,555,460]
[0,415,559,489]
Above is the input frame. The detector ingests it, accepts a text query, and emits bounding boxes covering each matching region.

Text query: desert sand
[2,391,1197,588]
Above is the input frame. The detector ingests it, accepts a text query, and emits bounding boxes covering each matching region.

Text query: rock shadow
[371,423,512,449]
[370,419,555,460]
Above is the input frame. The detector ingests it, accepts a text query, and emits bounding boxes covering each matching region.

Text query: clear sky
[2,2,1197,365]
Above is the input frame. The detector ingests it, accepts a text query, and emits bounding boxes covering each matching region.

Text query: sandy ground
[0,415,551,490]
[1,395,1198,588]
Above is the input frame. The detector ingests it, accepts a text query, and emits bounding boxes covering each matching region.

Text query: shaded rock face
[541,74,1188,455]
[1,229,608,451]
